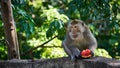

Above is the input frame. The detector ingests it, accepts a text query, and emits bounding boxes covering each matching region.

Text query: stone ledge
[0,56,120,68]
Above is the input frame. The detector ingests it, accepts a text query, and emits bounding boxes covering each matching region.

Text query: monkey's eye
[74,26,79,29]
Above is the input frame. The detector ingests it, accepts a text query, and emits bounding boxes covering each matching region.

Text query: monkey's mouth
[72,35,78,38]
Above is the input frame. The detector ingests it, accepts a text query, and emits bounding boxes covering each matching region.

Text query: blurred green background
[0,0,120,60]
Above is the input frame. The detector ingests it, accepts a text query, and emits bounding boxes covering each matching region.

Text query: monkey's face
[68,20,85,40]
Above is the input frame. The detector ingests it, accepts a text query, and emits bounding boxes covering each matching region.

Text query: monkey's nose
[72,31,76,34]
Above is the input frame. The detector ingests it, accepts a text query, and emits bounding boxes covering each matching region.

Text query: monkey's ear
[81,22,85,26]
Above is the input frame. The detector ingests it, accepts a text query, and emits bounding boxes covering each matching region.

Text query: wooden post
[0,0,20,59]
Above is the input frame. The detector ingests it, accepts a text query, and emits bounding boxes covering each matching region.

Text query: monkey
[62,19,97,61]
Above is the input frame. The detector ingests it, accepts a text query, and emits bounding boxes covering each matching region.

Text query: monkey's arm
[62,41,80,60]
[88,39,97,57]
[89,43,97,52]
[88,34,97,52]
[62,41,72,57]
[84,27,97,56]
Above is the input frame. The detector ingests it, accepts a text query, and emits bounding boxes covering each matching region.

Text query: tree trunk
[0,0,20,59]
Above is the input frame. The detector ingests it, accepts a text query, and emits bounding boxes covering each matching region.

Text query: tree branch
[21,35,58,56]
[35,46,62,48]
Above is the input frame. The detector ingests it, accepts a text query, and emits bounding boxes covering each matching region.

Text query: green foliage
[46,19,66,40]
[0,17,7,60]
[67,0,111,20]
[12,1,35,37]
[40,42,67,59]
[41,9,69,22]
[41,8,69,39]
[95,48,112,58]
[0,0,120,60]
[41,39,67,59]
[0,43,7,60]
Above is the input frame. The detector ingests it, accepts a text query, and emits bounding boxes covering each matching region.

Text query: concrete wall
[0,57,120,68]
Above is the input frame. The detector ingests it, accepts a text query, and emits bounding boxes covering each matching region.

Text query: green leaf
[46,19,65,39]
[109,39,117,45]
[18,9,26,16]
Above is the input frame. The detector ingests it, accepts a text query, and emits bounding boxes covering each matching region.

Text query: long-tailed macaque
[62,19,97,60]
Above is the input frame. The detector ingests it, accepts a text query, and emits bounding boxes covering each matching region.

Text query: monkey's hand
[81,49,93,58]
